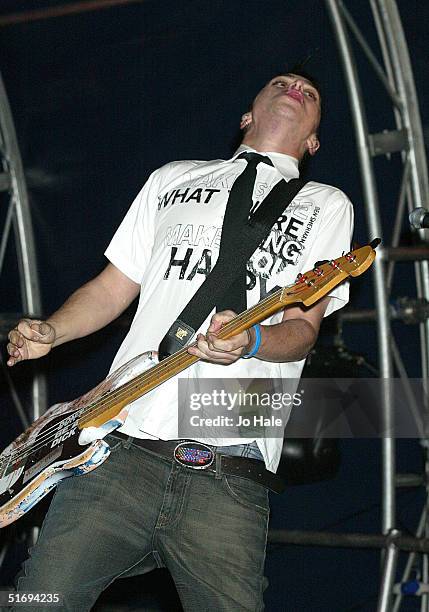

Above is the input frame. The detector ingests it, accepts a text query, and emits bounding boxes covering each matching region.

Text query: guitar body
[0,351,157,527]
[0,243,378,527]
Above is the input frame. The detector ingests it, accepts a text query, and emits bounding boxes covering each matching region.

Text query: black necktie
[228,151,274,223]
[216,151,274,312]
[158,152,306,360]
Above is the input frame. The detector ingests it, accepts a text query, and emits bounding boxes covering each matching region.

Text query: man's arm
[7,263,140,366]
[187,296,330,365]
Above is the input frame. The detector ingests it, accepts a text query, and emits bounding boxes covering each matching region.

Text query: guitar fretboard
[77,286,288,428]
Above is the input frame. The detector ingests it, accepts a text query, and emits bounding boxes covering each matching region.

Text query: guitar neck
[78,287,288,429]
[72,244,379,430]
[78,243,362,431]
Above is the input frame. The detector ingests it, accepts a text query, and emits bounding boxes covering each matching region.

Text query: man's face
[243,74,322,155]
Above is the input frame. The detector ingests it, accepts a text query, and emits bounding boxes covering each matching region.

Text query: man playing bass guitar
[7,70,353,611]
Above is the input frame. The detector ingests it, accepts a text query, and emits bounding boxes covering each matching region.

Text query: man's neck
[241,121,304,159]
[241,137,303,159]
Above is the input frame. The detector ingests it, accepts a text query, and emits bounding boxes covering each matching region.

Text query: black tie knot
[237,151,274,168]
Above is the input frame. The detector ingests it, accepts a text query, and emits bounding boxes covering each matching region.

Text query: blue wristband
[242,324,261,359]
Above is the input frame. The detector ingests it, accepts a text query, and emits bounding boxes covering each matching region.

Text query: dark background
[0,1,427,610]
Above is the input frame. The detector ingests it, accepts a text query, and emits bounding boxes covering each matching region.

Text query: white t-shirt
[104,146,354,472]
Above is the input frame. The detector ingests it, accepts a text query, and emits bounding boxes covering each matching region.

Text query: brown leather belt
[110,432,285,494]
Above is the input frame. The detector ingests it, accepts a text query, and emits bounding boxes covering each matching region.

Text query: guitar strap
[158,176,307,360]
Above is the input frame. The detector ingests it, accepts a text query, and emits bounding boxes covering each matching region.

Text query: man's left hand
[187,310,253,365]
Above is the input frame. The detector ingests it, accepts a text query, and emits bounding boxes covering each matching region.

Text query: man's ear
[306,134,320,156]
[240,112,252,130]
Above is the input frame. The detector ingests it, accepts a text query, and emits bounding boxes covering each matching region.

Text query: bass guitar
[0,242,378,527]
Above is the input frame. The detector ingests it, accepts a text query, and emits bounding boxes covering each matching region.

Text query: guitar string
[1,342,194,471]
[1,343,192,466]
[1,286,290,468]
[0,291,278,467]
[73,272,341,430]
[1,262,348,474]
[1,264,348,472]
[1,264,349,472]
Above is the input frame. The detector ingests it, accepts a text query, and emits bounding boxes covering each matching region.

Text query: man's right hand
[7,319,56,366]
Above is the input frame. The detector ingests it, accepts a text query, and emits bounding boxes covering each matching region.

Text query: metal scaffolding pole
[275,1,429,608]
[0,71,47,423]
[371,0,429,388]
[325,0,395,536]
[0,69,48,555]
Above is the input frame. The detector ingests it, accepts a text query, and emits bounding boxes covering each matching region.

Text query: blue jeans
[14,437,269,611]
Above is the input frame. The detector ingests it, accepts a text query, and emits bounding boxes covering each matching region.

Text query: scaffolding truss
[0,71,47,424]
[275,1,429,610]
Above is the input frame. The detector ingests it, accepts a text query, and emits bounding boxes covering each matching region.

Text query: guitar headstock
[280,241,379,307]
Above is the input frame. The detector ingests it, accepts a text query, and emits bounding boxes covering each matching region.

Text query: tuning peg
[344,252,356,262]
[369,238,381,249]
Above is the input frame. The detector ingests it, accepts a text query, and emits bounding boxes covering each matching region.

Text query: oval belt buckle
[174,441,214,470]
